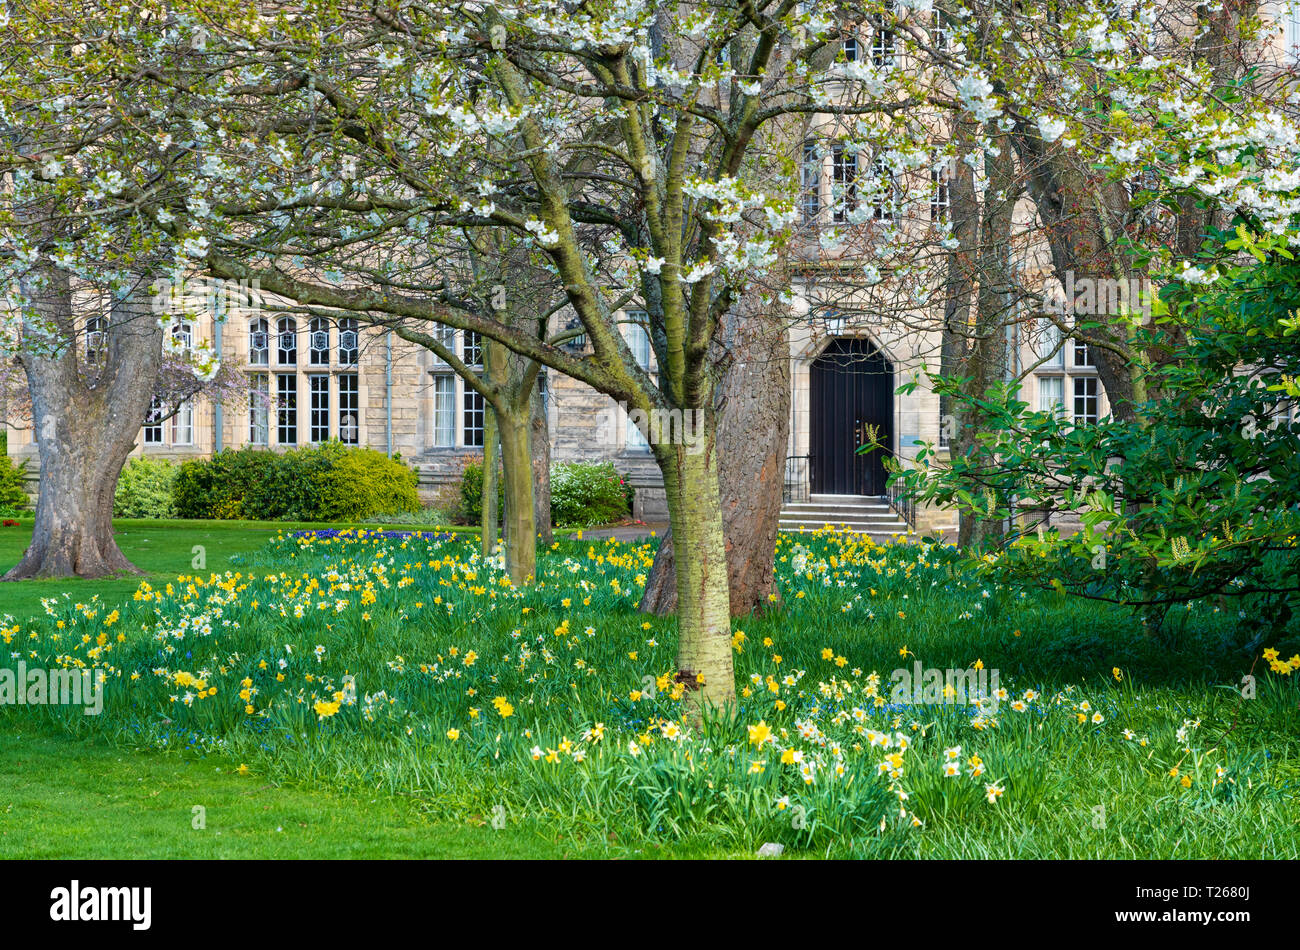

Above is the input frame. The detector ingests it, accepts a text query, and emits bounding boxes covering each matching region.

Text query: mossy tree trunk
[640,303,789,617]
[656,424,735,712]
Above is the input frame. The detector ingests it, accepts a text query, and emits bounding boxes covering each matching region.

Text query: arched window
[276,316,297,366]
[801,141,821,224]
[309,317,330,366]
[869,3,896,67]
[85,316,108,364]
[338,318,359,365]
[172,321,193,353]
[249,318,269,366]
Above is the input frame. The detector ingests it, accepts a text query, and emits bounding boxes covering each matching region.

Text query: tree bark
[499,407,537,584]
[956,136,1017,548]
[530,374,553,545]
[639,304,789,617]
[939,116,979,448]
[4,273,162,580]
[480,401,499,559]
[658,431,735,715]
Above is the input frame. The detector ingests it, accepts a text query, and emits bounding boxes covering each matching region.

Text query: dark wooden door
[810,337,893,495]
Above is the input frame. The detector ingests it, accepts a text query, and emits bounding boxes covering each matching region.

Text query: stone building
[7,2,1297,541]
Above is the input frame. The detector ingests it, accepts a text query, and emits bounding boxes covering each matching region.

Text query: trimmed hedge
[114,457,179,518]
[456,458,632,528]
[173,442,420,521]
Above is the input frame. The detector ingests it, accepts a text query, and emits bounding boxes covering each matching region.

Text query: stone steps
[779,493,911,540]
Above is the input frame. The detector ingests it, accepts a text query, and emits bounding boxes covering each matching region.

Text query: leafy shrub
[312,445,421,521]
[366,505,454,527]
[173,448,273,520]
[243,445,339,521]
[114,457,180,518]
[0,454,30,513]
[457,455,503,525]
[550,461,631,528]
[173,442,419,522]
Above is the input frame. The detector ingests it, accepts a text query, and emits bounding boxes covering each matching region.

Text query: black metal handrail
[784,454,813,504]
[885,478,916,528]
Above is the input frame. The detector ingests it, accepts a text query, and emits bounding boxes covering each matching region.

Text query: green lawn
[0,519,459,623]
[0,722,555,858]
[2,524,1297,859]
[0,519,591,623]
[0,722,751,858]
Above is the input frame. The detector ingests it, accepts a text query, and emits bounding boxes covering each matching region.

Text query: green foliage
[6,529,1297,858]
[243,443,345,521]
[113,457,180,519]
[550,461,632,528]
[312,444,421,521]
[898,229,1300,637]
[457,456,503,525]
[173,448,273,520]
[0,453,30,513]
[173,443,419,522]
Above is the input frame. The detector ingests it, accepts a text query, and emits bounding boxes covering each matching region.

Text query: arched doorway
[809,336,893,496]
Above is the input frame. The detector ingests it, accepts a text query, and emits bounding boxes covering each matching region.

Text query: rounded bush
[313,445,421,521]
[550,461,631,528]
[0,453,30,514]
[114,457,179,518]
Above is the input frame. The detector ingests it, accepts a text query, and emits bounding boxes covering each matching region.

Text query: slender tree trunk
[658,432,735,715]
[498,409,537,584]
[939,116,979,447]
[956,136,1016,548]
[4,274,162,580]
[640,307,789,617]
[530,376,552,544]
[481,404,499,559]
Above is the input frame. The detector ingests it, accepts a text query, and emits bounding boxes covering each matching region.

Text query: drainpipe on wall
[1006,259,1024,535]
[385,330,393,456]
[212,315,224,452]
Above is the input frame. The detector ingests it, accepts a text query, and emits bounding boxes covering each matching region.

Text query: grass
[2,524,1298,858]
[0,723,580,858]
[0,722,757,858]
[0,519,591,623]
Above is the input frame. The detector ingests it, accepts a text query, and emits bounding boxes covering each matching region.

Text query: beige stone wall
[3,293,433,476]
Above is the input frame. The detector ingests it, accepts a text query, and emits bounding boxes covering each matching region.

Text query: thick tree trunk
[4,274,162,580]
[499,409,537,584]
[639,304,790,617]
[939,115,979,449]
[659,434,735,715]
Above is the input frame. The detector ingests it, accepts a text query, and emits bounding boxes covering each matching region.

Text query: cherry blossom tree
[140,0,923,710]
[0,1,242,577]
